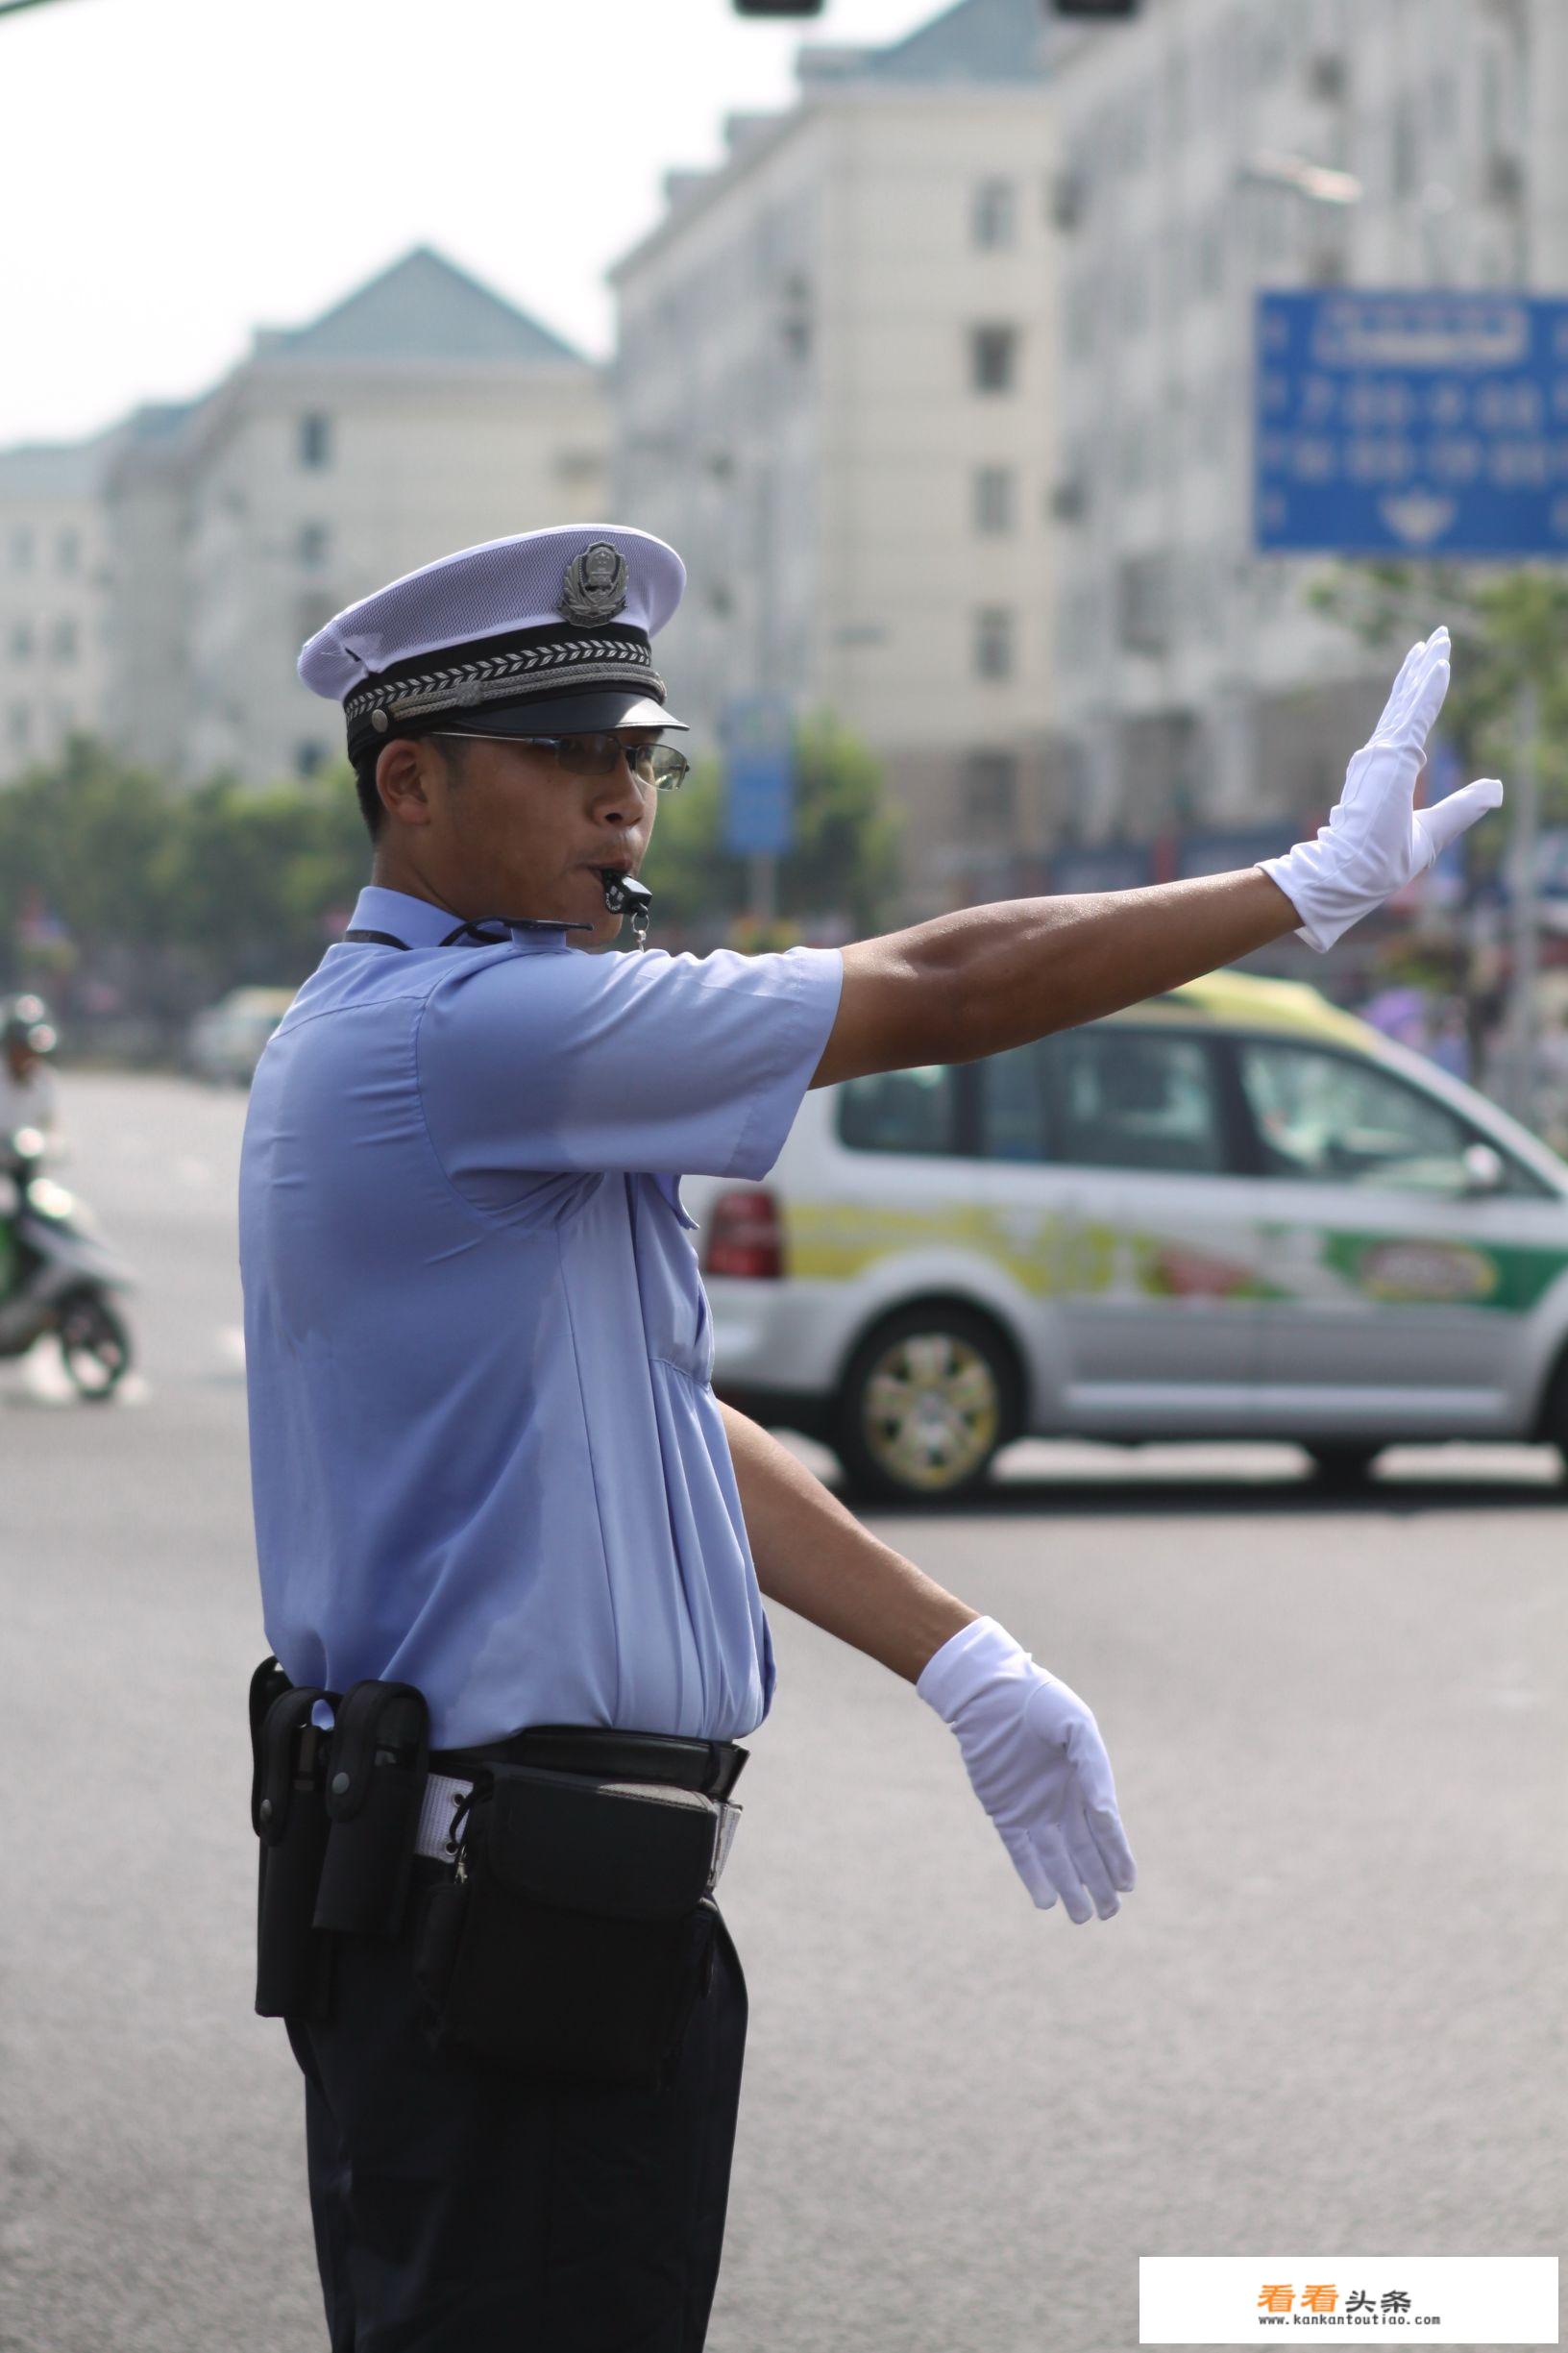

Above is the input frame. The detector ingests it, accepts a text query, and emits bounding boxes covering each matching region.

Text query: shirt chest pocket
[627,1173,714,1385]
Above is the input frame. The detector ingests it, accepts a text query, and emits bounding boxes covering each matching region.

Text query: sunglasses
[433,730,689,792]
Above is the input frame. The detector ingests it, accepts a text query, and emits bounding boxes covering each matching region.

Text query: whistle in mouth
[597,868,653,949]
[597,870,651,919]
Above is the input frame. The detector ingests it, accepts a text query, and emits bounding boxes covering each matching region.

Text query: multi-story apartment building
[106,247,608,784]
[0,434,116,780]
[611,0,1064,917]
[1050,0,1568,867]
[0,247,608,788]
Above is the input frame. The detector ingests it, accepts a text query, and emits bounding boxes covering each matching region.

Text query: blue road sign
[721,695,795,858]
[1255,289,1568,557]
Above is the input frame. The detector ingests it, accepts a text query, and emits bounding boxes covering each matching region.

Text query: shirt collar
[345,885,586,954]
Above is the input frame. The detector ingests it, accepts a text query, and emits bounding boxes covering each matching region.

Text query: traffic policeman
[239,522,1500,2351]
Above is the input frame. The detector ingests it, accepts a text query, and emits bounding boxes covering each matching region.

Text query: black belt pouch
[252,1681,335,2021]
[414,1765,726,2095]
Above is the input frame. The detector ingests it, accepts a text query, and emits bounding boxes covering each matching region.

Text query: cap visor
[440,691,687,736]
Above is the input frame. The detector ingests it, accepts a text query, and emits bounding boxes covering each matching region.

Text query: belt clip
[448,1781,478,1882]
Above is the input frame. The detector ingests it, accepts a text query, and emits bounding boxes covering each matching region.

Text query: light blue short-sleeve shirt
[238,884,845,1749]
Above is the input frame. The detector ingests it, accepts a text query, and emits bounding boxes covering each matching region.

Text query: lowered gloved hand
[917,1615,1136,1923]
[1260,625,1504,952]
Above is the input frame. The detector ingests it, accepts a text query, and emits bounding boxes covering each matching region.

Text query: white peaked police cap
[297,524,689,763]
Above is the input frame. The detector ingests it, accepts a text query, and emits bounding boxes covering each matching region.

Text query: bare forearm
[877,870,1298,1071]
[719,1401,977,1682]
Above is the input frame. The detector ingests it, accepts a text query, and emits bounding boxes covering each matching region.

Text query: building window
[838,1066,960,1158]
[9,704,31,750]
[779,271,812,361]
[972,466,1017,535]
[1118,416,1151,493]
[553,449,602,487]
[1193,216,1224,300]
[1116,552,1173,654]
[1065,274,1098,353]
[297,595,338,644]
[969,325,1019,394]
[1391,94,1419,201]
[971,178,1017,250]
[966,748,1017,827]
[974,608,1015,680]
[10,528,33,574]
[296,742,327,777]
[297,522,330,568]
[1119,252,1150,335]
[299,412,332,469]
[50,617,77,663]
[57,528,81,576]
[10,620,34,660]
[1307,241,1349,286]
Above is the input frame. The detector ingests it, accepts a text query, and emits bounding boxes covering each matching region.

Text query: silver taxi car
[681,972,1568,1502]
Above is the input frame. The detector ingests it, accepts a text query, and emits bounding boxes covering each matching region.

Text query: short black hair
[351,732,467,843]
[352,745,385,841]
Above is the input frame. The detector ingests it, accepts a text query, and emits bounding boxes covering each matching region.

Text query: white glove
[1260,625,1503,952]
[917,1615,1136,1923]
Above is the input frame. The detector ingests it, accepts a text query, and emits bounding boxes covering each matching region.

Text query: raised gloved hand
[1260,626,1503,952]
[917,1615,1136,1923]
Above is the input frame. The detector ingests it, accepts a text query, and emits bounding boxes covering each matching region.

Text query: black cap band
[344,620,666,765]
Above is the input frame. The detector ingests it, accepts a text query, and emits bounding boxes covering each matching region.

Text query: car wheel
[1532,1353,1568,1486]
[1305,1442,1381,1490]
[833,1306,1018,1506]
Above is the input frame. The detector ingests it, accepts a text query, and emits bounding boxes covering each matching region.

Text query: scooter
[0,1126,135,1400]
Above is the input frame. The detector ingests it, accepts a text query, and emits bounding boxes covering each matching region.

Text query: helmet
[1,994,57,1056]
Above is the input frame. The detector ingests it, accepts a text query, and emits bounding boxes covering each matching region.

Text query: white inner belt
[415,1772,474,1863]
[412,1771,741,1889]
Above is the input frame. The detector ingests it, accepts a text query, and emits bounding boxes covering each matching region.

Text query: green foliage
[0,713,897,1035]
[0,738,369,1018]
[1308,560,1568,836]
[643,710,900,943]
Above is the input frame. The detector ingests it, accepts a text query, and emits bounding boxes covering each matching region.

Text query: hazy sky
[0,0,941,449]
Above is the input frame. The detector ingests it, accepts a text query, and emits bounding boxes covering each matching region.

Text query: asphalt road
[1,1074,1563,2353]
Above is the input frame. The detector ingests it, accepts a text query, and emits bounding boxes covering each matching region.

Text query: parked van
[682,972,1568,1502]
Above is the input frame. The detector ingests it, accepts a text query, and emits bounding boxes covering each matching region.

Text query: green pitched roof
[260,247,585,368]
[862,0,1054,84]
[0,432,114,496]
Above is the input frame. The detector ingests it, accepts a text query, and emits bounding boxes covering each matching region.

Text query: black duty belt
[431,1723,748,1803]
[249,1659,750,2024]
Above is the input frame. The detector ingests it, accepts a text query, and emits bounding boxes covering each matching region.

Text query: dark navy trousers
[284,1858,749,2351]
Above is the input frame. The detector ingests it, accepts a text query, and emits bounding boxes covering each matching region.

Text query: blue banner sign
[1255,289,1568,557]
[721,695,795,858]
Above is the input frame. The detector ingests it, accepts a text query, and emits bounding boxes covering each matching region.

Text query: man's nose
[586,766,650,826]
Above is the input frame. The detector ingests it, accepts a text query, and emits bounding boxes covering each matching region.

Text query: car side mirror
[1461,1141,1506,1197]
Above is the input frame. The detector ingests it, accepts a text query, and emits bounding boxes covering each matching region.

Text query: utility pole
[1506,678,1541,1125]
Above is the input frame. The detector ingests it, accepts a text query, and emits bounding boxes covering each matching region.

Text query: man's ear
[375,736,441,829]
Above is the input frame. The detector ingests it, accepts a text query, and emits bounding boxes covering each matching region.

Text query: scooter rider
[0,995,59,1142]
[0,997,60,1306]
